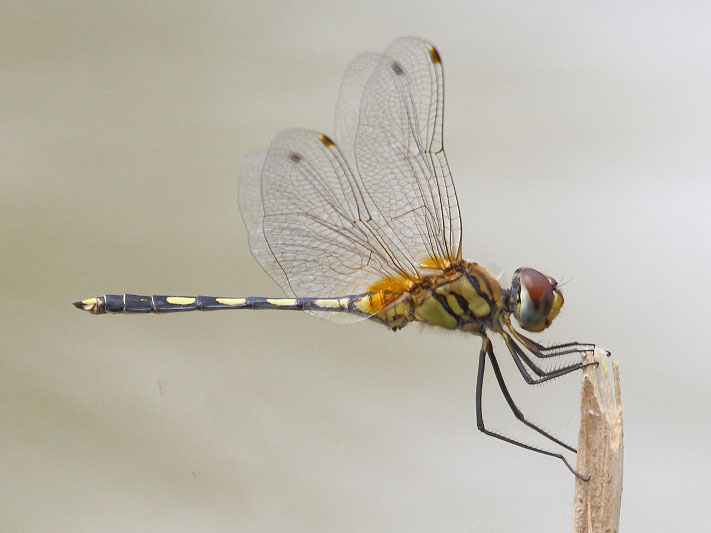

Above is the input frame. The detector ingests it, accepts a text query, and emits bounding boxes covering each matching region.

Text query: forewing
[334,53,380,169]
[338,36,462,271]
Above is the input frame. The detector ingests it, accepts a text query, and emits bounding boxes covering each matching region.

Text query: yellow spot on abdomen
[81,298,98,310]
[313,299,343,309]
[166,297,195,305]
[266,298,297,306]
[216,298,246,306]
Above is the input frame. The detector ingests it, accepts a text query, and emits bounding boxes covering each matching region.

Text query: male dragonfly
[74,37,600,479]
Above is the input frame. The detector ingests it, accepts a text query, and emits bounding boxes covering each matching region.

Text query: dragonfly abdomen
[73,294,369,315]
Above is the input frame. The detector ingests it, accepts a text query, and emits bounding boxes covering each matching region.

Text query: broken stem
[572,348,623,533]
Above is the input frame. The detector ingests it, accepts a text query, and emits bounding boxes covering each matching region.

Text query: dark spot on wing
[429,46,441,65]
[391,61,405,76]
[288,152,303,162]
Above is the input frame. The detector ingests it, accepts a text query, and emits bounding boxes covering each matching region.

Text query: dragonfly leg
[520,337,600,359]
[485,340,577,453]
[505,322,602,359]
[475,337,589,480]
[502,332,596,384]
[503,333,550,378]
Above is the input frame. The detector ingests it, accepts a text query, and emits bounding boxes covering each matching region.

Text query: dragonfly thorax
[371,262,506,332]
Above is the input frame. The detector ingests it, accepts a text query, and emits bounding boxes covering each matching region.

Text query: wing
[239,37,461,323]
[240,129,415,323]
[335,36,462,269]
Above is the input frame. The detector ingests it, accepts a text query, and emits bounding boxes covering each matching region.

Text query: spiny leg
[475,337,588,480]
[503,334,550,378]
[513,329,595,353]
[505,322,607,359]
[485,340,576,453]
[503,336,576,384]
[502,332,595,385]
[499,333,597,455]
[533,341,611,359]
[518,337,595,359]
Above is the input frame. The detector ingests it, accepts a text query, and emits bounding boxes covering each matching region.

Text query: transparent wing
[334,53,380,169]
[336,36,461,269]
[238,37,462,323]
[239,129,415,323]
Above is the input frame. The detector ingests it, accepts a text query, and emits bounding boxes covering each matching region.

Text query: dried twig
[573,348,623,533]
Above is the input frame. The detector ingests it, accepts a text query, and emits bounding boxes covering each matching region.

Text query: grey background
[3,1,709,531]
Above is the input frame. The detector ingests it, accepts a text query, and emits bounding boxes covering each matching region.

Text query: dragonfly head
[510,268,564,332]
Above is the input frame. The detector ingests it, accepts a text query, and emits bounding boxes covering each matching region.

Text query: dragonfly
[74,37,599,479]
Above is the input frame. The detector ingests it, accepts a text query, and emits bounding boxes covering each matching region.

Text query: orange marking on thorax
[366,275,412,313]
[419,255,455,270]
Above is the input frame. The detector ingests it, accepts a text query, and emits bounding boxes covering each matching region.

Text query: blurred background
[3,1,709,531]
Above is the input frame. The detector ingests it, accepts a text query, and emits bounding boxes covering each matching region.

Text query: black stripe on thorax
[462,273,496,321]
[451,292,478,322]
[431,292,462,328]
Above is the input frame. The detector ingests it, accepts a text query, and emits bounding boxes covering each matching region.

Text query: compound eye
[515,268,563,332]
[520,268,553,303]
